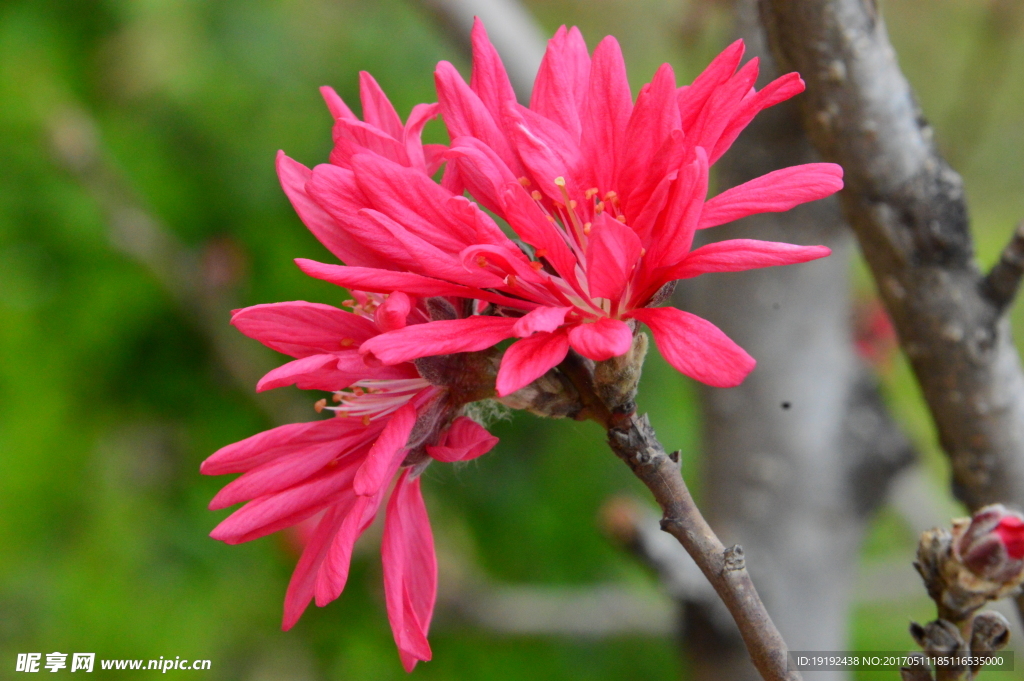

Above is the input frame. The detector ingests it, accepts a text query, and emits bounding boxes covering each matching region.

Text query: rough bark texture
[677,3,914,678]
[758,0,1024,514]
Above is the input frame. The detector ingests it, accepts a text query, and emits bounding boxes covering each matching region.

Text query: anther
[583,222,592,235]
[604,190,618,202]
[518,177,531,187]
[534,249,548,259]
[616,215,627,223]
[314,398,327,413]
[529,261,544,271]
[362,415,372,426]
[342,299,355,308]
[340,338,355,347]
[569,200,577,209]
[554,176,566,187]
[595,202,604,213]
[585,188,599,200]
[531,190,543,201]
[476,255,488,268]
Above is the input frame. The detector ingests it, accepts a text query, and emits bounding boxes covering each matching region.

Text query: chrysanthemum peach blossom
[287,22,842,396]
[203,292,497,672]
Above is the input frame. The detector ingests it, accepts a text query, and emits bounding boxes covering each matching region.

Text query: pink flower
[202,292,498,671]
[286,22,843,396]
[956,504,1024,582]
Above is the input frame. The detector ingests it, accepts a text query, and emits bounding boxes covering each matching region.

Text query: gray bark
[758,0,1024,515]
[679,3,914,678]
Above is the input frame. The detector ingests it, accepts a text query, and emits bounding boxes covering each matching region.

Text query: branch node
[659,516,682,533]
[981,219,1024,313]
[668,449,681,465]
[724,545,746,572]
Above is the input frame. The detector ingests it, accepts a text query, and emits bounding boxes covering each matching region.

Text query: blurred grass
[3,0,1024,678]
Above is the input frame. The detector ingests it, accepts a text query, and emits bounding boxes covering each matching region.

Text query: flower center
[315,377,432,424]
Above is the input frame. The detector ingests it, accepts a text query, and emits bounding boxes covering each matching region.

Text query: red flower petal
[313,493,382,607]
[209,435,368,510]
[282,502,350,630]
[353,402,418,497]
[710,72,805,163]
[382,472,437,672]
[567,318,633,361]
[698,163,844,229]
[512,306,572,337]
[587,214,643,301]
[618,63,679,204]
[295,259,534,311]
[469,18,518,125]
[201,418,360,476]
[210,460,361,545]
[436,60,520,175]
[231,301,378,358]
[375,292,412,332]
[531,25,591,141]
[663,239,831,280]
[257,353,386,393]
[677,39,745,130]
[277,152,390,269]
[495,330,571,396]
[427,417,499,462]
[359,71,404,139]
[580,36,632,193]
[361,316,518,366]
[629,306,754,387]
[319,85,357,122]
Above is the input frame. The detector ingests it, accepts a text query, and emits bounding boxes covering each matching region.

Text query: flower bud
[955,504,1024,582]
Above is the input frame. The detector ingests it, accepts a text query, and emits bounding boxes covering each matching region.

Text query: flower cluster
[203,21,843,672]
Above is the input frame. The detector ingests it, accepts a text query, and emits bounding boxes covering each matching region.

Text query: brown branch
[758,0,1024,515]
[982,220,1024,313]
[559,349,801,681]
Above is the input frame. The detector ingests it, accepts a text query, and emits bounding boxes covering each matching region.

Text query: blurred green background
[3,0,1024,678]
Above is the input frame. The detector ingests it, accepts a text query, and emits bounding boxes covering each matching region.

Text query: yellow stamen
[314,398,327,413]
[534,249,548,258]
[518,177,531,187]
[531,190,543,201]
[616,215,627,223]
[583,222,592,235]
[529,261,544,271]
[554,176,566,187]
[362,415,372,426]
[585,187,599,199]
